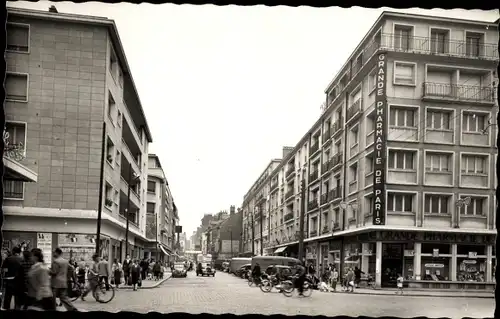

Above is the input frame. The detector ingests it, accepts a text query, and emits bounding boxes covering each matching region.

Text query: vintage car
[172,262,187,278]
[236,264,252,279]
[196,262,216,277]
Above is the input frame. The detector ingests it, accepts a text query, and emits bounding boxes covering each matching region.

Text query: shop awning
[3,157,38,182]
[159,245,170,256]
[274,247,287,254]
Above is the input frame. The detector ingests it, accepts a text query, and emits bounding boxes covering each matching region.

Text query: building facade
[145,154,176,262]
[3,7,154,264]
[241,12,498,290]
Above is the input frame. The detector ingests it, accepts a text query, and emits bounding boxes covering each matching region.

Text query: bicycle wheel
[70,283,83,302]
[247,278,254,287]
[260,280,272,293]
[302,282,312,297]
[94,283,115,304]
[281,281,294,297]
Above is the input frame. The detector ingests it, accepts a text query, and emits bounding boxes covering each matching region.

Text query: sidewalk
[347,287,494,299]
[120,272,172,289]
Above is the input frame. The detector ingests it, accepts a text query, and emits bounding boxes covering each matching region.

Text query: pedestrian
[130,260,141,291]
[26,248,55,311]
[112,259,122,289]
[354,266,364,288]
[346,268,355,293]
[50,248,78,311]
[122,255,132,285]
[98,256,110,291]
[139,258,148,281]
[2,246,23,310]
[81,254,100,301]
[20,249,35,309]
[331,267,339,292]
[76,258,86,286]
[66,258,77,301]
[396,273,404,295]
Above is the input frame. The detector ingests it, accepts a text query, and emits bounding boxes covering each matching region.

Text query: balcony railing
[309,229,318,237]
[323,127,331,142]
[422,82,494,104]
[271,179,279,191]
[320,192,329,205]
[286,165,295,177]
[332,117,343,136]
[322,225,330,234]
[321,160,331,174]
[328,187,343,202]
[285,189,294,200]
[347,98,362,122]
[378,33,498,60]
[307,200,319,211]
[309,170,319,183]
[284,212,294,222]
[310,142,320,155]
[332,153,343,168]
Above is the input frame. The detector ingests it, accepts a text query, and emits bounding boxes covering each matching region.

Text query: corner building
[3,7,154,263]
[247,12,498,290]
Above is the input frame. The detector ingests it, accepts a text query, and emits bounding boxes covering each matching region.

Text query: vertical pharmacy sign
[372,53,387,226]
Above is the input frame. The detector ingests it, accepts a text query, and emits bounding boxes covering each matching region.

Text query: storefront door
[381,243,403,287]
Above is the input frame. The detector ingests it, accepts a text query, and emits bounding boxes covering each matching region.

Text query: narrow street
[74,271,495,318]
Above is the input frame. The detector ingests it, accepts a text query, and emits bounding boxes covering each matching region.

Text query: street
[73,272,495,318]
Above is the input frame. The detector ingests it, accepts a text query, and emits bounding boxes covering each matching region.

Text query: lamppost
[339,201,358,280]
[125,163,141,259]
[455,197,471,228]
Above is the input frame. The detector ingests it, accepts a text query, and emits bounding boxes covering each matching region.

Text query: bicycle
[247,275,263,287]
[70,279,115,304]
[280,275,313,297]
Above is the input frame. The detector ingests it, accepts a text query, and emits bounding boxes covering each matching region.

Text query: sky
[7,2,498,235]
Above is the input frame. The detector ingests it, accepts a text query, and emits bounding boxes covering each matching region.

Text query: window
[461,155,486,174]
[147,180,156,193]
[427,110,452,130]
[110,46,118,78]
[5,73,28,102]
[387,193,414,213]
[365,155,374,175]
[108,93,116,123]
[106,137,115,164]
[364,196,374,216]
[430,29,449,54]
[105,184,113,207]
[349,163,358,182]
[424,194,450,214]
[350,126,359,145]
[6,23,29,52]
[462,113,486,133]
[394,25,413,51]
[5,122,26,151]
[388,150,415,170]
[466,32,483,57]
[394,62,416,85]
[118,67,124,88]
[115,150,121,166]
[460,196,485,216]
[4,180,24,199]
[425,153,451,172]
[390,107,415,127]
[147,202,156,214]
[368,69,376,93]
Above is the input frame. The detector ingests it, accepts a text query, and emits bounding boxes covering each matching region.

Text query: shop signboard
[404,249,414,257]
[424,263,444,268]
[468,251,477,258]
[433,249,439,257]
[372,52,388,226]
[37,233,52,266]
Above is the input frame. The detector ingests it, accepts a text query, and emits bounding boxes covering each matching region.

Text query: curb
[338,290,494,299]
[119,274,172,290]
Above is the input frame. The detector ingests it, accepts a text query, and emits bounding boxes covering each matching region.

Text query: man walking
[2,246,23,310]
[51,248,78,311]
[98,256,110,291]
[122,255,132,285]
[81,254,100,301]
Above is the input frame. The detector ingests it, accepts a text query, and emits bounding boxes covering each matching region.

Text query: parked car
[222,261,230,272]
[236,264,252,279]
[196,262,216,277]
[172,262,187,278]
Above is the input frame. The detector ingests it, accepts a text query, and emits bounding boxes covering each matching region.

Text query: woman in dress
[26,248,55,310]
[112,259,122,288]
[130,260,141,291]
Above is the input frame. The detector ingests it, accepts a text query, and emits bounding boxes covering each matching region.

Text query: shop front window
[344,242,361,273]
[403,242,414,280]
[366,242,376,277]
[421,243,450,281]
[457,244,486,282]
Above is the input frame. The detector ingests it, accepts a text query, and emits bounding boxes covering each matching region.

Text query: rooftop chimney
[282,146,294,159]
[49,5,58,13]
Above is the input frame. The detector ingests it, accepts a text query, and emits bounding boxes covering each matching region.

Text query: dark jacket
[252,265,261,277]
[123,259,132,274]
[3,254,23,290]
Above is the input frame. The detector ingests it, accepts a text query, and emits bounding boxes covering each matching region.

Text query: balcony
[323,127,331,143]
[121,139,141,174]
[307,200,319,211]
[322,225,330,234]
[328,187,342,202]
[284,212,294,222]
[309,170,319,184]
[271,179,279,191]
[332,118,343,137]
[320,192,329,205]
[310,142,320,156]
[321,160,331,175]
[422,82,494,104]
[346,98,362,123]
[332,153,343,169]
[285,189,295,200]
[286,165,295,178]
[378,33,498,61]
[309,229,318,237]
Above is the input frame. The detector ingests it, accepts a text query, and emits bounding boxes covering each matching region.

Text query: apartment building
[145,154,177,262]
[244,12,498,290]
[3,7,154,263]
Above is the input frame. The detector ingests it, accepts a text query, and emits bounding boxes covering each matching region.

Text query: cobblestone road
[73,272,494,318]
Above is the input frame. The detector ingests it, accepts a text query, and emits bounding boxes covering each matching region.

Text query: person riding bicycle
[295,262,307,297]
[251,263,262,285]
[81,254,100,301]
